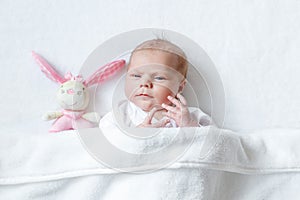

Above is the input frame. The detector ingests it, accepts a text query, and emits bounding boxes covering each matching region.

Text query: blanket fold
[1,127,300,186]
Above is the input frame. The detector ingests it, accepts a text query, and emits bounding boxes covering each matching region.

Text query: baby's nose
[67,89,75,94]
[140,81,153,88]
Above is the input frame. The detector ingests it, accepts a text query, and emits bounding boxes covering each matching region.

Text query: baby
[100,39,212,128]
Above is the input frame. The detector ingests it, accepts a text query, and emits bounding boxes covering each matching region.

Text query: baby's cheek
[155,87,174,105]
[125,81,137,99]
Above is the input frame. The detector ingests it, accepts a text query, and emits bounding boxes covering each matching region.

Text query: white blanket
[1,127,300,199]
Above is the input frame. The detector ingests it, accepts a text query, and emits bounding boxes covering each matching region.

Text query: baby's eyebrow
[128,69,143,74]
[153,71,168,75]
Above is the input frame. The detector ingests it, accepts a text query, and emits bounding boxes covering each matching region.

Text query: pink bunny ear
[32,51,67,84]
[83,59,126,87]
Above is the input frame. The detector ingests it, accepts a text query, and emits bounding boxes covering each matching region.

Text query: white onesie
[100,100,213,129]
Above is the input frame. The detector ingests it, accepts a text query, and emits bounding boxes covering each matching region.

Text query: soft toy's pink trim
[83,60,125,87]
[32,51,67,84]
[49,110,94,132]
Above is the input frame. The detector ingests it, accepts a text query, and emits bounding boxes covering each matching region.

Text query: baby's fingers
[167,96,182,108]
[162,111,179,121]
[152,119,170,128]
[176,93,187,106]
[162,103,178,113]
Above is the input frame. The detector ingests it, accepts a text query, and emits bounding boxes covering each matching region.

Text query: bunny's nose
[67,89,75,95]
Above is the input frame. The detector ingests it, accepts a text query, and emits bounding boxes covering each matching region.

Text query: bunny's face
[56,81,90,111]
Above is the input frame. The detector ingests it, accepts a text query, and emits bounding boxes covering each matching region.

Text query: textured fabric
[1,128,300,199]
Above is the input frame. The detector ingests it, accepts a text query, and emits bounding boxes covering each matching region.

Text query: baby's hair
[130,38,188,78]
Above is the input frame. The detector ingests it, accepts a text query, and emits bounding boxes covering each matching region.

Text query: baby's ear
[178,79,186,93]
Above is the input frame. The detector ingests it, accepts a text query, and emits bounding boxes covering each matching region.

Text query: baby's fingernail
[162,103,165,107]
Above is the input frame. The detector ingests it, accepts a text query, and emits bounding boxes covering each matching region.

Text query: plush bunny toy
[32,51,125,133]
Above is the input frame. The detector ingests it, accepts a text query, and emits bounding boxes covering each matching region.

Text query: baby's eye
[154,76,166,80]
[130,74,141,78]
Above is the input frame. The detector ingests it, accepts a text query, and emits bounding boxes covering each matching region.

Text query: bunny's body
[45,109,95,132]
[32,51,125,133]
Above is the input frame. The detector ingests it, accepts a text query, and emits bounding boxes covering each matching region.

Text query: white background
[1,0,299,133]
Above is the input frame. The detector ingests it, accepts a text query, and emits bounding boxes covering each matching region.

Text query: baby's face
[125,50,185,112]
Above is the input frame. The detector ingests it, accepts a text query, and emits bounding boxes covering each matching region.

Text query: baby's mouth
[136,93,152,97]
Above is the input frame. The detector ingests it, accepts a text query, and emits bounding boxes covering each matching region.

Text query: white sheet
[1,127,300,199]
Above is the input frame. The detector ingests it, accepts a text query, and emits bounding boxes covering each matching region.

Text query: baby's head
[125,39,188,112]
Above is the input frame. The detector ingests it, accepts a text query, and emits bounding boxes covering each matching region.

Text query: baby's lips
[136,93,153,98]
[140,94,150,97]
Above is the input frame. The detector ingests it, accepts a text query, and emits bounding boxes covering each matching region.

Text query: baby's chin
[139,104,155,112]
[134,102,163,112]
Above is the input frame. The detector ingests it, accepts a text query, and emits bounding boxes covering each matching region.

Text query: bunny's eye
[83,88,85,90]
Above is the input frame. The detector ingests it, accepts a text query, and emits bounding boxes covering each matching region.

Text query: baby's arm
[162,94,199,127]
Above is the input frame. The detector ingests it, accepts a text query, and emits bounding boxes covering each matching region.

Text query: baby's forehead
[128,64,174,71]
[128,50,184,76]
[127,63,184,79]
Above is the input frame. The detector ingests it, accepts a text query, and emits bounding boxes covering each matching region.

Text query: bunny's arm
[42,111,63,121]
[82,112,100,123]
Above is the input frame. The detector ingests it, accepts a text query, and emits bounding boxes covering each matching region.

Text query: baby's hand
[162,94,199,127]
[137,107,170,128]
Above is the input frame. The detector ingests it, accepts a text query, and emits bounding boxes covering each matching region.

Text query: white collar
[126,101,177,127]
